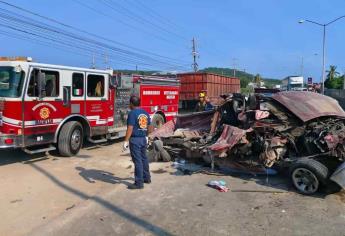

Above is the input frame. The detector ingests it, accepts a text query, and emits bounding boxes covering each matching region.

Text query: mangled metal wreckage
[150,91,345,195]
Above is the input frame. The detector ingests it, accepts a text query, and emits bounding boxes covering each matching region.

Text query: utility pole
[343,69,345,90]
[192,37,198,72]
[299,16,345,94]
[104,53,110,69]
[232,58,238,77]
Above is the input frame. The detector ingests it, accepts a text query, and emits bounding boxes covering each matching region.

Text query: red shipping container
[177,72,240,101]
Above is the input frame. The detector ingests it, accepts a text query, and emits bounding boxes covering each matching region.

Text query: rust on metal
[272,91,345,122]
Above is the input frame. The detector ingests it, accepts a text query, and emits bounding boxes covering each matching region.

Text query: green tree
[326,65,340,80]
[325,76,344,89]
[254,74,262,86]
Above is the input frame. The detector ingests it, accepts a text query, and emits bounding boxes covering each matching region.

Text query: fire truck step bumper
[23,145,56,154]
[88,137,107,144]
[108,131,126,140]
[108,127,126,140]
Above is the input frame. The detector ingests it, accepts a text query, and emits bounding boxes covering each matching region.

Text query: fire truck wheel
[58,121,83,157]
[152,114,165,128]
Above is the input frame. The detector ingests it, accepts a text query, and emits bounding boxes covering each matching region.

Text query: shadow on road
[76,167,133,186]
[0,150,47,166]
[29,163,173,236]
[0,139,123,165]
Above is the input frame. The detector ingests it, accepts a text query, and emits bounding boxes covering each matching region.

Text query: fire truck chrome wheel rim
[71,129,81,150]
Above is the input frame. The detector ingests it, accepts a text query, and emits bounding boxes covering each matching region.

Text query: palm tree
[326,65,340,80]
[254,74,262,86]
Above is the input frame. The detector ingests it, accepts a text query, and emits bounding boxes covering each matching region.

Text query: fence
[325,89,345,109]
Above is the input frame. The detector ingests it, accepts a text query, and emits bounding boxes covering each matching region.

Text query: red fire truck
[0,57,179,156]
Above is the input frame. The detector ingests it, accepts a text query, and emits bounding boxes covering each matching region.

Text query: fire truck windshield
[0,66,25,98]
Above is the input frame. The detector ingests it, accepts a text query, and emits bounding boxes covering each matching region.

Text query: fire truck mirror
[110,76,118,88]
[63,86,71,107]
[38,71,46,99]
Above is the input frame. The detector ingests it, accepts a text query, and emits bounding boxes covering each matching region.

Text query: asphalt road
[0,142,344,236]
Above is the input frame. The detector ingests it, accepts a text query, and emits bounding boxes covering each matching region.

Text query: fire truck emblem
[39,107,50,120]
[138,114,148,129]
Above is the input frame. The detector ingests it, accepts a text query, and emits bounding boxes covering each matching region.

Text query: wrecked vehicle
[149,91,345,195]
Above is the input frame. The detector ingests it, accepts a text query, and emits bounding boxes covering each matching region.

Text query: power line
[73,0,188,51]
[0,2,188,68]
[0,28,155,69]
[125,0,189,34]
[0,21,184,70]
[0,6,190,70]
[0,0,189,65]
[98,0,189,41]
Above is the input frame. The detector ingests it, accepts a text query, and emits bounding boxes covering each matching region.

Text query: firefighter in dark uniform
[123,95,153,189]
[195,92,213,112]
[195,92,207,112]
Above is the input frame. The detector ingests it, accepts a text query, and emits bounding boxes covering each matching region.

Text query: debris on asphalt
[207,180,229,192]
[10,199,22,204]
[152,168,168,174]
[65,204,76,211]
[171,159,204,176]
[180,209,188,213]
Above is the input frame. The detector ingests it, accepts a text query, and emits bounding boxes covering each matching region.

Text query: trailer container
[177,72,240,110]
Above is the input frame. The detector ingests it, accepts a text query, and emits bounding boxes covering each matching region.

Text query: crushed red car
[150,91,345,195]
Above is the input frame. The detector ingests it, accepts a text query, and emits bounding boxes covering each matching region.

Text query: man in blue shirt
[123,95,153,189]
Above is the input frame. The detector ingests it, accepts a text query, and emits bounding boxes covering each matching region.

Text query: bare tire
[152,114,165,128]
[289,158,328,195]
[58,121,83,157]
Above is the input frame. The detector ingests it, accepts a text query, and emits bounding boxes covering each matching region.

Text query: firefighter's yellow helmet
[199,92,206,98]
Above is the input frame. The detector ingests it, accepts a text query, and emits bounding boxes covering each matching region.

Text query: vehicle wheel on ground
[152,114,165,129]
[147,149,159,163]
[153,139,171,162]
[58,121,83,157]
[289,158,328,195]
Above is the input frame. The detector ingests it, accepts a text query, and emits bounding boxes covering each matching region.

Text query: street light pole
[299,16,345,94]
[322,25,326,94]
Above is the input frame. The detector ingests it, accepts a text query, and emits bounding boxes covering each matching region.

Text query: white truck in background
[282,76,305,91]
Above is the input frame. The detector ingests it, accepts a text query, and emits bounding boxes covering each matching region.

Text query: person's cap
[199,92,206,98]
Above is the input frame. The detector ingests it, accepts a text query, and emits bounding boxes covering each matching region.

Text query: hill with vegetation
[114,67,282,89]
[200,67,281,88]
[113,69,158,76]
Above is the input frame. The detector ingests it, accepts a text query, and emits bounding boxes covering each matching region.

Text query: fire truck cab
[0,58,179,156]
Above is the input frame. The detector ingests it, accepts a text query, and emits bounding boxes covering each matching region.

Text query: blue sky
[0,0,344,80]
